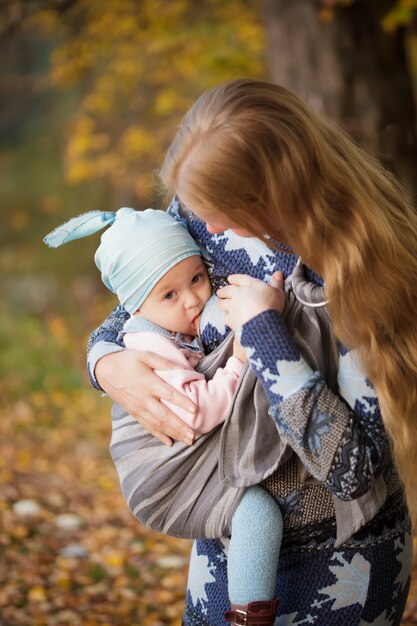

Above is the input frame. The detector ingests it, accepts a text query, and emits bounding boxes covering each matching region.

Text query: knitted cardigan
[108,258,388,548]
[87,197,390,508]
[87,197,410,626]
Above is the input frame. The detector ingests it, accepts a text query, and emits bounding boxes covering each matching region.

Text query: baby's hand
[232,337,247,363]
[192,314,201,336]
[217,271,285,332]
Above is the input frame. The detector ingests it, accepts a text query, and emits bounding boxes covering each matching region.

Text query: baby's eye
[191,273,203,284]
[164,291,175,300]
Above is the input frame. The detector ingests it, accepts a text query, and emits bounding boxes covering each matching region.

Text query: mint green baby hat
[44,207,202,314]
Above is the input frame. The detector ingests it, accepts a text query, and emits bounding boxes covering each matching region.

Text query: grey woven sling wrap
[110,262,387,545]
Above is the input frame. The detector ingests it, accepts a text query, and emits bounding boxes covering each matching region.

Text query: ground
[1,390,417,625]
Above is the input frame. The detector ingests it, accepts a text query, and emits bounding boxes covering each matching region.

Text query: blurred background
[1,0,417,624]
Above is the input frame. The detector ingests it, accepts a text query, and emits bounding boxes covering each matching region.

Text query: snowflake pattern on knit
[87,197,410,625]
[88,196,388,498]
[318,552,371,611]
[238,308,387,499]
[182,503,411,625]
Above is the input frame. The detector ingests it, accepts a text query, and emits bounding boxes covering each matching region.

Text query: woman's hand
[95,349,196,446]
[217,271,285,332]
[232,337,247,363]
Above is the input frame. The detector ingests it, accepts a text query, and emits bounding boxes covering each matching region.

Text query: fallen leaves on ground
[2,390,417,625]
[0,391,191,625]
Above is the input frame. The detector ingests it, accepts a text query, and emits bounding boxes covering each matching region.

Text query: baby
[45,207,282,625]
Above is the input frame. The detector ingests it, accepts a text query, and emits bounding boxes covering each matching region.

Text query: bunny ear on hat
[43,210,116,248]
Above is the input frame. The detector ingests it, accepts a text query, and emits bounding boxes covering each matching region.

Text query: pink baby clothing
[123,331,244,435]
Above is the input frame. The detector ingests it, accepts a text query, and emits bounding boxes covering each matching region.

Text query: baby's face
[135,256,212,336]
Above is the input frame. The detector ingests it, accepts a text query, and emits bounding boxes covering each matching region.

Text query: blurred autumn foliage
[0,2,265,623]
[1,0,417,624]
[0,387,192,625]
[8,0,265,201]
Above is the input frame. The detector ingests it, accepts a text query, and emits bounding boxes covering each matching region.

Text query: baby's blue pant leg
[228,485,283,605]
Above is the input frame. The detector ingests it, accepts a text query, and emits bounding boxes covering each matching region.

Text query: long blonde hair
[160,78,417,524]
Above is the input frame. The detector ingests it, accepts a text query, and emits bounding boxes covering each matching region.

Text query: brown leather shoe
[224,597,279,625]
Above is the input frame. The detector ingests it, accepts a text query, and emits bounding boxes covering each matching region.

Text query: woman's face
[180,200,255,238]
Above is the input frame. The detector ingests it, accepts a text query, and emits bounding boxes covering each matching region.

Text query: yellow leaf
[55,572,72,589]
[319,7,334,22]
[84,92,112,114]
[382,5,414,32]
[161,573,186,589]
[98,476,116,490]
[103,551,126,567]
[121,127,155,157]
[16,449,32,470]
[28,586,47,602]
[13,525,29,539]
[154,89,180,116]
[66,159,97,184]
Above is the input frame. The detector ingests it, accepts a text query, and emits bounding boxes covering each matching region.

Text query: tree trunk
[262,0,417,195]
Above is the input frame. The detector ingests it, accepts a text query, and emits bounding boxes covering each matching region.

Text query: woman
[88,79,415,625]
